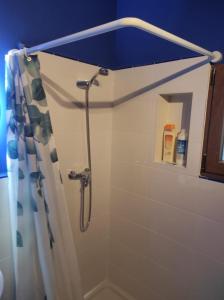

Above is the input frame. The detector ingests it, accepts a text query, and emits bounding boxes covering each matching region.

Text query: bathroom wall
[0,178,14,300]
[2,51,224,300]
[37,52,224,300]
[109,57,224,300]
[38,52,114,295]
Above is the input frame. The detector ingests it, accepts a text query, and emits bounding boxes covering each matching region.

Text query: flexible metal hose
[80,88,92,232]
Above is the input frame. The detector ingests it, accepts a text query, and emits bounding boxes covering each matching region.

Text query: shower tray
[90,287,125,300]
[84,280,135,300]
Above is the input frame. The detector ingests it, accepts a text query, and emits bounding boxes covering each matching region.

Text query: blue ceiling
[0,0,117,68]
[1,0,224,69]
[116,0,224,68]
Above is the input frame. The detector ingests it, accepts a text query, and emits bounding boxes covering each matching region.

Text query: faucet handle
[68,169,91,181]
[68,170,81,180]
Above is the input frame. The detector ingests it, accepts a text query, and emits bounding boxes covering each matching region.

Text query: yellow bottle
[162,124,176,164]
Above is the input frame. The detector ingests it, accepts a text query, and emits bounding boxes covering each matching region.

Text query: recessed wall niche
[154,93,192,167]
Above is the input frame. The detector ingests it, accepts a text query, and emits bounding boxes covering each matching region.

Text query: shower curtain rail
[14,17,222,63]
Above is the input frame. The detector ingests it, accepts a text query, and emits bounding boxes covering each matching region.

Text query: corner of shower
[68,67,109,233]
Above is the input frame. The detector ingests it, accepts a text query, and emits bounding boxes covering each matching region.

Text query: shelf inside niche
[154,92,192,167]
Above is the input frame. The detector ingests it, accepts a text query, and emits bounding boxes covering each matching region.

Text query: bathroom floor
[90,288,125,300]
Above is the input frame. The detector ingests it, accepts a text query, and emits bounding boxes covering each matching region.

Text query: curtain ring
[23,48,32,62]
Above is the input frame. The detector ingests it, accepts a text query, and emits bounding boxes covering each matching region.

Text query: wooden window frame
[201,64,224,182]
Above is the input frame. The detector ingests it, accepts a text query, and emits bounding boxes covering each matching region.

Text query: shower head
[99,67,109,76]
[76,80,90,90]
[76,67,109,90]
[76,78,99,89]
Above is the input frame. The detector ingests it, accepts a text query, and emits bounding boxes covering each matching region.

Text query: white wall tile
[111,187,196,248]
[110,57,224,300]
[111,162,151,198]
[112,94,155,134]
[110,240,189,300]
[110,215,194,277]
[39,52,113,295]
[109,264,164,300]
[191,178,224,223]
[193,216,224,262]
[38,52,224,300]
[110,187,153,227]
[0,178,14,300]
[0,179,10,222]
[0,257,14,300]
[0,179,12,260]
[111,131,152,165]
[0,218,12,260]
[189,253,224,300]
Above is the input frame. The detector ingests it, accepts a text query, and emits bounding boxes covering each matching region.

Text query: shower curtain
[6,51,82,300]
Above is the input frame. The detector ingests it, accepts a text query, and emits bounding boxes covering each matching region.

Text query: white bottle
[176,129,188,166]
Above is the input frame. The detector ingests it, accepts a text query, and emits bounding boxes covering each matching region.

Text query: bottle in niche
[162,124,177,164]
[176,129,188,166]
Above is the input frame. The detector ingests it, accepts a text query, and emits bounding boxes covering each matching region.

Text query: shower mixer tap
[68,168,91,187]
[68,168,92,232]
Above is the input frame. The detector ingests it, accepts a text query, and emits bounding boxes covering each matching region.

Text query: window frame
[201,64,224,182]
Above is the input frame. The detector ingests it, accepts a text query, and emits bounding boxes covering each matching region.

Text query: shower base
[90,287,125,300]
[84,280,135,300]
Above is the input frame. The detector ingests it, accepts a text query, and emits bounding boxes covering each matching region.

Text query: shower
[68,67,109,232]
[76,67,109,89]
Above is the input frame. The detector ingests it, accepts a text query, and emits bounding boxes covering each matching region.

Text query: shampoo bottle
[176,129,188,166]
[162,124,176,164]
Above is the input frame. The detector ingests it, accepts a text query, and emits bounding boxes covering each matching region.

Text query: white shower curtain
[6,51,83,300]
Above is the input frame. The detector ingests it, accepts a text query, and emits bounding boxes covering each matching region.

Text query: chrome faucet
[68,168,91,187]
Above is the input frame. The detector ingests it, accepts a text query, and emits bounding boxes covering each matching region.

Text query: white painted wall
[109,57,224,300]
[0,178,14,300]
[39,52,114,295]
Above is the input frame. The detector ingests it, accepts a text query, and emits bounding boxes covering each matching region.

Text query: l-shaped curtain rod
[13,17,222,63]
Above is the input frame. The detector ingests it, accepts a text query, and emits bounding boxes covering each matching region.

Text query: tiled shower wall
[109,57,224,300]
[2,53,224,300]
[0,178,13,300]
[39,52,114,295]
